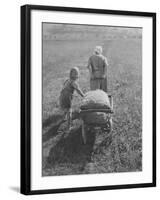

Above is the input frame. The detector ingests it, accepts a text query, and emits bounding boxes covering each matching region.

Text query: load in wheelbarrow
[79,90,113,144]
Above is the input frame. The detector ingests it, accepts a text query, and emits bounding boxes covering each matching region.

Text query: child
[59,67,84,130]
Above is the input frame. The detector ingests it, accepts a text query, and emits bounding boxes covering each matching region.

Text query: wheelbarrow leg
[67,108,72,131]
[81,120,87,144]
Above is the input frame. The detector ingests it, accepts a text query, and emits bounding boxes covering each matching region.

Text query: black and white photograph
[0,0,159,199]
[42,23,142,176]
[20,5,156,194]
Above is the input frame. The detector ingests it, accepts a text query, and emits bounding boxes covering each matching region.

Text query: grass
[42,24,142,176]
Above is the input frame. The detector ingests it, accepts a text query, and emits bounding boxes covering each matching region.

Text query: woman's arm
[87,57,94,79]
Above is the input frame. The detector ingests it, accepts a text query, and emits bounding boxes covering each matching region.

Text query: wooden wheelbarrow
[79,95,114,144]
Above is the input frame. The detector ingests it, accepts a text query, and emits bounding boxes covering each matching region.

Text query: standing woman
[87,46,109,92]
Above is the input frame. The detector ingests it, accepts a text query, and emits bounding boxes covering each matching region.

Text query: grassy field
[42,24,142,176]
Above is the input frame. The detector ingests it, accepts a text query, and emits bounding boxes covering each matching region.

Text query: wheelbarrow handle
[80,108,113,114]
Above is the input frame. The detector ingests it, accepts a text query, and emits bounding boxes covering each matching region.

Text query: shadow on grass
[42,120,65,143]
[46,127,96,169]
[42,109,81,143]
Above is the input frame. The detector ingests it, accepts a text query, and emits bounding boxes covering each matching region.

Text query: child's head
[94,46,103,55]
[70,67,80,80]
